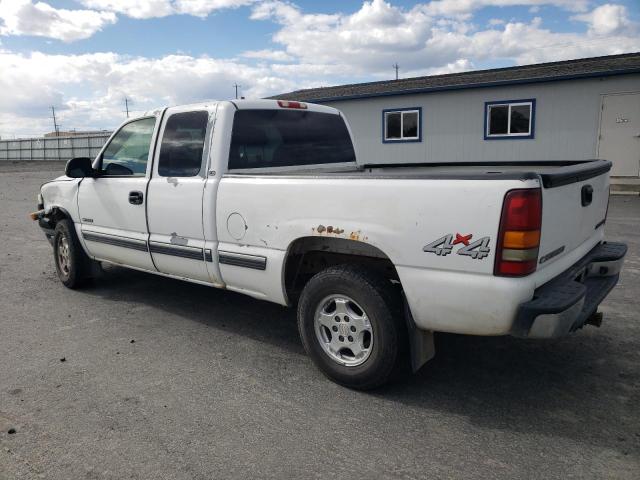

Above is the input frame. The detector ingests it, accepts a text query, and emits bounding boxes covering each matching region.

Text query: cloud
[79,0,255,19]
[0,0,116,42]
[422,0,590,18]
[0,50,299,137]
[1,0,640,137]
[572,3,636,36]
[241,49,294,62]
[252,0,640,76]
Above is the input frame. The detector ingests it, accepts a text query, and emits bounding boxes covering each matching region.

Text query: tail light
[277,100,307,109]
[494,188,542,276]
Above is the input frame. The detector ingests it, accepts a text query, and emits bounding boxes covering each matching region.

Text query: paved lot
[0,161,639,479]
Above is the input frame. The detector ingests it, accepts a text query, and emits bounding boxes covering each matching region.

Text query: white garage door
[598,92,640,177]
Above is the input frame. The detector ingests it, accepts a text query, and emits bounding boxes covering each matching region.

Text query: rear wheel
[53,219,93,289]
[297,265,402,390]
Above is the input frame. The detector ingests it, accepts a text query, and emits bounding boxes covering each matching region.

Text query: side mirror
[65,157,95,178]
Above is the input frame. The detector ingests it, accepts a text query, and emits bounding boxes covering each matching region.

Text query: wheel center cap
[338,323,350,336]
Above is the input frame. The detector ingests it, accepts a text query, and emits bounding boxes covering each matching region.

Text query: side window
[383,108,421,143]
[158,111,209,177]
[101,117,156,176]
[485,99,535,139]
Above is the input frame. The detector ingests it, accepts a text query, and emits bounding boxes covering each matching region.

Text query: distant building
[44,130,112,138]
[274,52,640,179]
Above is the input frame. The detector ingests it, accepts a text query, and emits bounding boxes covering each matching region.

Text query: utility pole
[233,83,242,100]
[393,63,399,80]
[124,97,130,118]
[51,106,59,137]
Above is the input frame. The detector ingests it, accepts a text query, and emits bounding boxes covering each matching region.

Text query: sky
[0,0,639,137]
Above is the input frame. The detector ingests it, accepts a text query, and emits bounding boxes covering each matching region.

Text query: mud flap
[403,294,435,372]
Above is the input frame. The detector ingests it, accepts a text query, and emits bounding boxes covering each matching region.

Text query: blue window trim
[382,107,422,143]
[484,99,536,140]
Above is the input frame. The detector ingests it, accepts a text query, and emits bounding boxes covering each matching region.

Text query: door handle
[129,191,144,205]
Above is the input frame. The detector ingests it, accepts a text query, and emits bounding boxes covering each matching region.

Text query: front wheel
[53,219,92,289]
[297,265,402,390]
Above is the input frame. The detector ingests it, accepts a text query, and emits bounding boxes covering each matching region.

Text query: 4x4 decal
[423,233,491,260]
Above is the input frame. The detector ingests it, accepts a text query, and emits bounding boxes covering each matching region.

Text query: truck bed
[226,159,611,188]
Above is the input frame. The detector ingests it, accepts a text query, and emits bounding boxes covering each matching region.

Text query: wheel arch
[47,205,73,226]
[282,236,400,305]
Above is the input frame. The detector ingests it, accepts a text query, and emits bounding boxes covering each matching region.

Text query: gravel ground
[1,161,639,479]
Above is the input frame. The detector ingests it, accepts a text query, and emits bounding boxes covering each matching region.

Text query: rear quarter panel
[215,175,540,310]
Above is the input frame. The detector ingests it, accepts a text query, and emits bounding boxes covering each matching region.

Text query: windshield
[228,109,355,170]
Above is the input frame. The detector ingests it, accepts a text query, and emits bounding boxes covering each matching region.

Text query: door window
[158,111,209,177]
[100,117,156,176]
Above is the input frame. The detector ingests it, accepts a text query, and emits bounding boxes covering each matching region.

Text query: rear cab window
[228,109,355,170]
[158,111,209,177]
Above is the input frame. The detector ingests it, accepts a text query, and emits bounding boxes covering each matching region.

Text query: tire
[297,265,403,390]
[53,219,93,289]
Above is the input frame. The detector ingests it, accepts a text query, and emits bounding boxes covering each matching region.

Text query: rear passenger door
[146,108,214,283]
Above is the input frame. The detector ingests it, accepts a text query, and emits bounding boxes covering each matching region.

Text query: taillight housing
[277,100,307,109]
[494,188,542,276]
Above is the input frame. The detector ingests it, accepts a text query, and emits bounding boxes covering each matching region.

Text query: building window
[383,108,422,143]
[485,99,535,139]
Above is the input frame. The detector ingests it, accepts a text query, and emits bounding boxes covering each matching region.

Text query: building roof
[272,52,640,103]
[44,130,112,138]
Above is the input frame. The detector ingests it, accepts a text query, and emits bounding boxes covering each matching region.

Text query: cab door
[146,108,214,283]
[78,116,158,271]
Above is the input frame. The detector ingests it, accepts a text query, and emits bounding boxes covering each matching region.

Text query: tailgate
[536,161,610,271]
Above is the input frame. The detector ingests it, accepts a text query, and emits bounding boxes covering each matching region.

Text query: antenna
[233,83,242,100]
[124,97,131,118]
[392,63,399,80]
[51,106,59,137]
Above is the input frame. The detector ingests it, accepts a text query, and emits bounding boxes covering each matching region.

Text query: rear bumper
[512,241,627,338]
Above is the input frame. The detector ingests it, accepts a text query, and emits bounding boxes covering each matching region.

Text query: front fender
[41,178,81,222]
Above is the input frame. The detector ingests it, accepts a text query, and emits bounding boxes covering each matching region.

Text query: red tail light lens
[277,100,307,109]
[502,189,542,230]
[494,188,542,277]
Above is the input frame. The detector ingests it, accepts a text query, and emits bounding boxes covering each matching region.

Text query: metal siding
[0,133,111,161]
[322,74,640,166]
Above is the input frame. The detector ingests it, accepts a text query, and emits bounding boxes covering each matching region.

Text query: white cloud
[241,49,294,62]
[0,0,116,42]
[252,0,640,75]
[79,0,255,19]
[1,0,640,137]
[0,50,299,137]
[422,0,590,18]
[572,3,635,36]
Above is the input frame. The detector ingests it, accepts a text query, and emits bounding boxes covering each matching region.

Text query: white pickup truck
[33,99,626,389]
